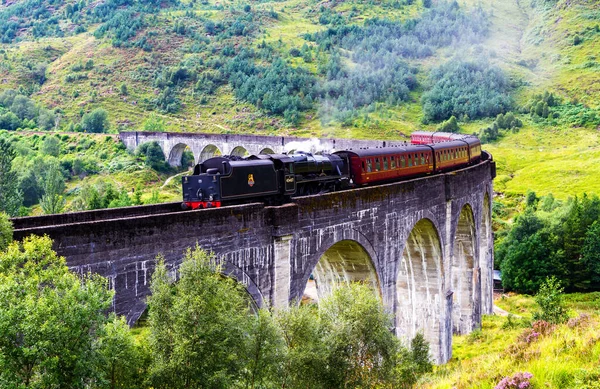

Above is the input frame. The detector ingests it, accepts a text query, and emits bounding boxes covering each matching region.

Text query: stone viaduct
[119,131,408,167]
[12,155,495,364]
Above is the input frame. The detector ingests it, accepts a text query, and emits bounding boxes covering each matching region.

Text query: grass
[422,293,600,389]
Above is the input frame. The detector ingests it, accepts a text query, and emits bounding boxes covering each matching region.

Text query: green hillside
[1,0,599,206]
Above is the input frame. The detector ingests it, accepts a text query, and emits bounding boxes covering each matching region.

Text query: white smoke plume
[284,138,326,154]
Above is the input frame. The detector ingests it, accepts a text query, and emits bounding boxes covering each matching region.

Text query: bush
[41,136,60,157]
[533,276,568,324]
[81,108,109,133]
[138,141,168,172]
[438,115,459,132]
[494,372,533,389]
[0,112,21,131]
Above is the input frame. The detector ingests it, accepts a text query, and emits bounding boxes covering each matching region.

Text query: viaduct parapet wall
[12,156,495,364]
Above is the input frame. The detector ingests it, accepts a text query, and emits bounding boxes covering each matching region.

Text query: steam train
[181,131,483,209]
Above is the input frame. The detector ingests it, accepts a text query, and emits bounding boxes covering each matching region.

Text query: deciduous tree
[0,139,22,216]
[147,247,252,389]
[81,108,109,133]
[0,235,113,387]
[40,159,66,214]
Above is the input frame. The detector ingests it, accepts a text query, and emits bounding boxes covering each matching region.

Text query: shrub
[138,141,168,172]
[517,328,540,344]
[533,276,568,324]
[81,108,109,133]
[142,113,166,132]
[532,319,555,335]
[494,372,533,389]
[41,136,60,157]
[438,115,459,132]
[567,313,590,329]
[0,112,21,131]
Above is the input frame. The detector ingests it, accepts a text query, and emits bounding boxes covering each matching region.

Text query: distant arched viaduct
[12,154,495,364]
[119,131,407,166]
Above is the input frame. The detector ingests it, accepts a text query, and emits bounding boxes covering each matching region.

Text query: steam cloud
[284,138,326,154]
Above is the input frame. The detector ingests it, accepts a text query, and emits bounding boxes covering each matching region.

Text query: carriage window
[383,157,388,170]
[401,156,405,168]
[391,156,396,168]
[375,158,380,171]
[367,159,372,172]
[421,153,425,165]
[408,155,413,167]
[362,161,366,172]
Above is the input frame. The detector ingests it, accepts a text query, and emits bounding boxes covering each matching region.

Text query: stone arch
[125,259,264,326]
[452,204,478,334]
[480,192,493,314]
[396,218,445,362]
[302,239,380,304]
[231,146,249,158]
[220,260,266,311]
[167,143,195,167]
[199,144,222,162]
[259,147,275,154]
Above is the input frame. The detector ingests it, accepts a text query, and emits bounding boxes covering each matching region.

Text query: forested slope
[1,0,599,213]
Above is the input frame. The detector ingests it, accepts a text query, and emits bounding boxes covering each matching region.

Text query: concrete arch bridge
[119,131,404,167]
[12,154,495,364]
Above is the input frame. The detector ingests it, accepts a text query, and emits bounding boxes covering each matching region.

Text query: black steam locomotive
[182,152,349,209]
[181,132,483,210]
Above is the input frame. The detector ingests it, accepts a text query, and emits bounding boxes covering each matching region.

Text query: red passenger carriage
[335,145,434,185]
